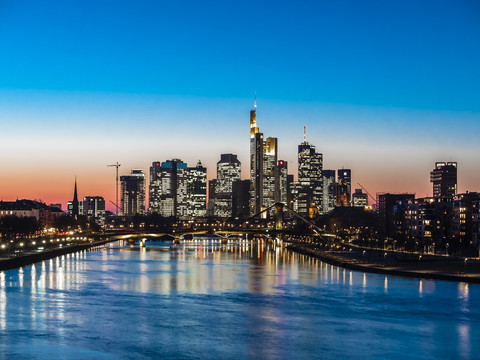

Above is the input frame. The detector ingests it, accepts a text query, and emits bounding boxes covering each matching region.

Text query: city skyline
[1,95,478,211]
[0,0,479,210]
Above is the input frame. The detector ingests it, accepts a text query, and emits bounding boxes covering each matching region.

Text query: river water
[0,239,478,359]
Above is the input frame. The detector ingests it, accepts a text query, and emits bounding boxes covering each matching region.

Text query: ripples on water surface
[0,240,478,359]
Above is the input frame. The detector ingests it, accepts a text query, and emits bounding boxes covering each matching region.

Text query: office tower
[149,159,206,218]
[83,196,106,225]
[298,127,323,217]
[214,154,241,218]
[263,137,277,209]
[232,180,251,218]
[207,179,217,216]
[248,95,282,216]
[120,169,145,216]
[337,169,351,206]
[289,181,300,213]
[322,169,336,213]
[286,174,295,210]
[352,189,368,207]
[250,95,264,215]
[430,162,457,198]
[185,160,207,217]
[276,160,288,204]
[336,178,349,207]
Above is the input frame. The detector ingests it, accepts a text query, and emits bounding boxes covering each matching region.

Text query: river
[0,239,478,359]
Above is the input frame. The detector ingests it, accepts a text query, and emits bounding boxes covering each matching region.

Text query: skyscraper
[263,137,277,209]
[249,95,282,216]
[232,179,251,219]
[214,154,241,218]
[250,95,264,215]
[322,169,336,213]
[207,179,217,216]
[186,161,207,217]
[149,159,206,217]
[298,127,323,217]
[120,169,145,216]
[430,162,457,198]
[337,169,352,206]
[276,160,288,204]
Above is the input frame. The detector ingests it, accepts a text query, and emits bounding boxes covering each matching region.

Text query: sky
[0,0,479,210]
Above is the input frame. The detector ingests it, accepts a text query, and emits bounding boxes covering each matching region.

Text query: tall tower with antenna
[250,93,264,215]
[107,162,121,215]
[298,125,323,217]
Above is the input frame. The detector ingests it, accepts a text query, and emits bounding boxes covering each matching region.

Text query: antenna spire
[304,125,306,142]
[254,92,257,109]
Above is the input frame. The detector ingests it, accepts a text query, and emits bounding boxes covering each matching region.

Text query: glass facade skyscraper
[120,169,146,216]
[186,161,207,217]
[263,137,277,209]
[298,136,323,217]
[215,154,241,218]
[249,96,280,216]
[250,97,264,215]
[322,169,336,213]
[149,159,206,217]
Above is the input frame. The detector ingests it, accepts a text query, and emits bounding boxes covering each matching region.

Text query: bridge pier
[174,234,180,245]
[139,238,146,247]
[221,235,228,244]
[275,203,284,231]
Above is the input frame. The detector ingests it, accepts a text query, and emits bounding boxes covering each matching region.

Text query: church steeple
[72,177,79,218]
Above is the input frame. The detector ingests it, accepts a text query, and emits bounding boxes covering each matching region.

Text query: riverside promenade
[288,243,480,284]
[0,237,117,272]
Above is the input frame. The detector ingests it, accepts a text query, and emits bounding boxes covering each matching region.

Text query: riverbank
[287,243,480,284]
[0,238,116,272]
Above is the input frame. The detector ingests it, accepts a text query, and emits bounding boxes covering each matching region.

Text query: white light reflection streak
[457,324,471,359]
[458,282,469,314]
[31,264,36,296]
[19,267,24,289]
[31,264,37,322]
[0,272,5,330]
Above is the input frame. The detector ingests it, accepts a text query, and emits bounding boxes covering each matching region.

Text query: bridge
[103,203,342,249]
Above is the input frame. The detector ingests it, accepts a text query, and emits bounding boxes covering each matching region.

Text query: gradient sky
[0,0,479,211]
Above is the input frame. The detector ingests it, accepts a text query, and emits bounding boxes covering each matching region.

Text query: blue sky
[0,0,479,206]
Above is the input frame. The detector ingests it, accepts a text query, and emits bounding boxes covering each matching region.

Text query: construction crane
[107,162,121,215]
[357,183,377,206]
